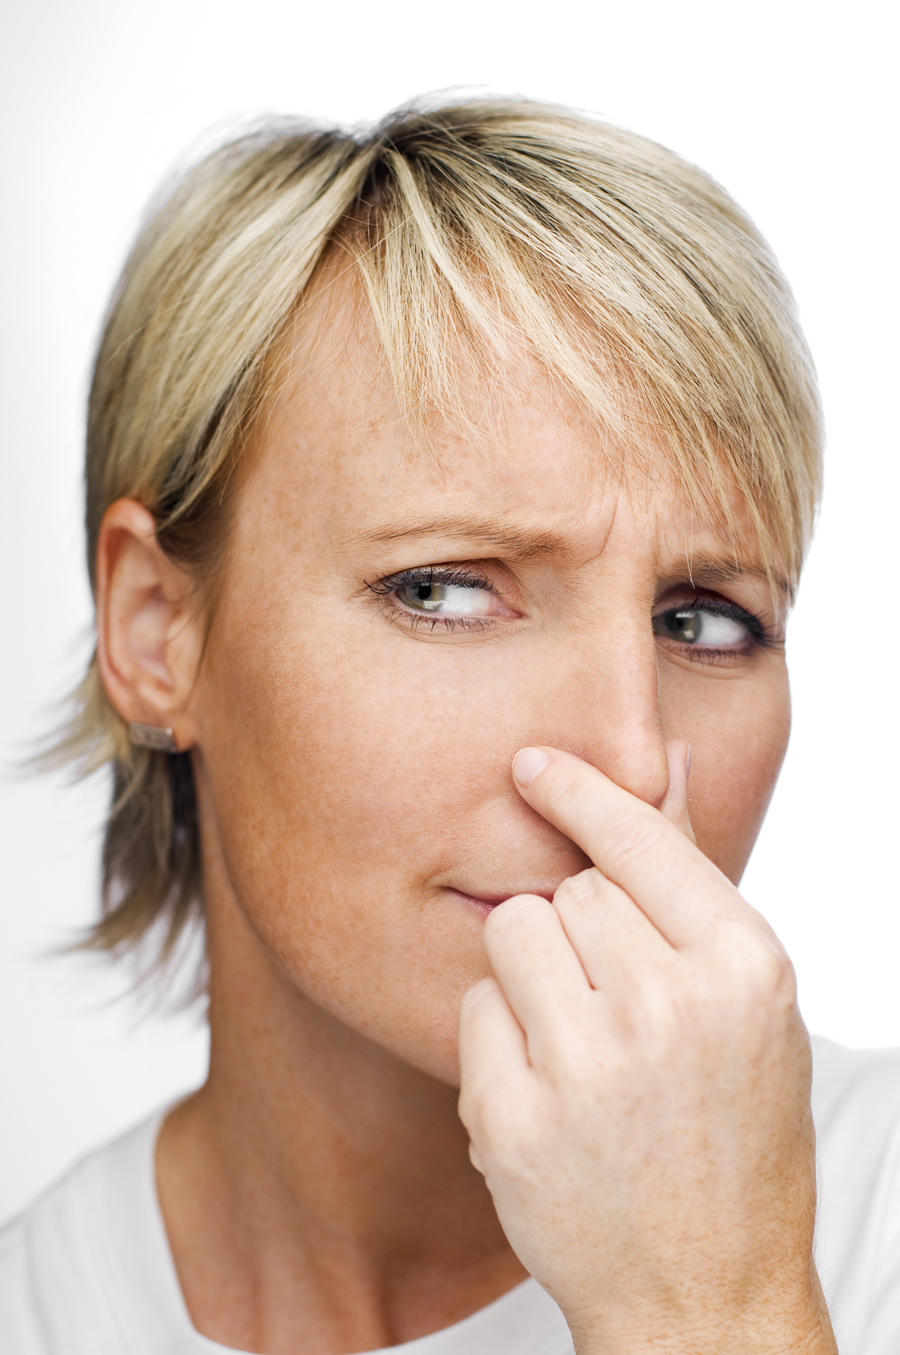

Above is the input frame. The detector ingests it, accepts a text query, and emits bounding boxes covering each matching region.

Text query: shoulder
[811,1034,900,1203]
[0,1114,165,1355]
[812,1034,900,1129]
[810,1036,900,1355]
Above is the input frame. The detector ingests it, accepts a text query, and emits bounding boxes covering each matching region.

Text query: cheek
[660,665,791,883]
[192,591,509,1079]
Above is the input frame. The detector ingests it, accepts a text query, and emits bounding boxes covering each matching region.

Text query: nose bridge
[550,621,670,809]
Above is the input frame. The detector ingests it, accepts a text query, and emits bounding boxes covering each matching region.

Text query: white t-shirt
[3,1036,900,1355]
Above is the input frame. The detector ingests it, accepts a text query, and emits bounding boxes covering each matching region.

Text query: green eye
[395,579,499,618]
[653,607,748,648]
[399,582,449,612]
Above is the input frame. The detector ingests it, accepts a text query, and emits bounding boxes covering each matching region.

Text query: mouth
[444,886,555,915]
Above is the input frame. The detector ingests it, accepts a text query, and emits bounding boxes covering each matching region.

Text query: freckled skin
[100,272,798,1352]
[188,291,790,1089]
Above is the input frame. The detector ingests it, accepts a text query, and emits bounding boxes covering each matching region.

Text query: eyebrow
[352,517,791,597]
[681,554,793,600]
[352,514,569,561]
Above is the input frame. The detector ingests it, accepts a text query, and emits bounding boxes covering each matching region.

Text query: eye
[366,566,519,630]
[653,604,751,649]
[395,578,502,618]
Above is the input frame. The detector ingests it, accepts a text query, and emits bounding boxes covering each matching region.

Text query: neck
[157,881,526,1353]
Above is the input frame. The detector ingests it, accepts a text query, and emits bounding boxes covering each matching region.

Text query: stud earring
[128,722,178,753]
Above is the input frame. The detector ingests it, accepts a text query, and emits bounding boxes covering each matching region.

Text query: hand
[457,743,836,1355]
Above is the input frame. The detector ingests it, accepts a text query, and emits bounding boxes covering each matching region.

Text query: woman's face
[187,279,790,1085]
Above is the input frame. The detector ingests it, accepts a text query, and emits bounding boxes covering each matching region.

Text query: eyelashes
[652,594,779,656]
[366,567,778,656]
[365,567,499,632]
[365,566,492,598]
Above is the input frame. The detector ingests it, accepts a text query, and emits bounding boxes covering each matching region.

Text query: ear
[95,499,204,748]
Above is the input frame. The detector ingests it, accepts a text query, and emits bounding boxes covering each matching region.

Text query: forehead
[257,265,763,573]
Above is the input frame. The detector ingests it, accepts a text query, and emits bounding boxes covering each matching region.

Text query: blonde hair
[64,96,823,986]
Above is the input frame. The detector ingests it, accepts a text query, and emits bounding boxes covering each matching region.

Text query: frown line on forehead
[350,512,790,595]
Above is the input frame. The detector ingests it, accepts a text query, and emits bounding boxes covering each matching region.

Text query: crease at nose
[544,648,670,809]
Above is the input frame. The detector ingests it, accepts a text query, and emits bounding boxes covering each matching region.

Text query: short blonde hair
[64,96,822,986]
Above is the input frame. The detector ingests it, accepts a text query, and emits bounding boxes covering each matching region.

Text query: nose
[527,621,670,809]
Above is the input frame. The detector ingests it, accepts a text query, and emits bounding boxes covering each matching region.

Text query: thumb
[659,738,696,843]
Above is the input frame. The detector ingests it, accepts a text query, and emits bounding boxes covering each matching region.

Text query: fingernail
[460,978,495,1010]
[513,747,550,788]
[685,744,692,782]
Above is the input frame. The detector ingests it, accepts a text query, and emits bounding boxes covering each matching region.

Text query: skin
[95,271,836,1354]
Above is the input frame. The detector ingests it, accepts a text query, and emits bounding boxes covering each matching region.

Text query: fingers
[511,746,751,949]
[480,877,674,1064]
[659,739,696,844]
[457,976,532,1150]
[480,895,591,1066]
[552,867,674,990]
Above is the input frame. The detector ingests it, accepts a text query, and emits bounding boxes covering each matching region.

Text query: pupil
[406,582,445,611]
[672,609,699,642]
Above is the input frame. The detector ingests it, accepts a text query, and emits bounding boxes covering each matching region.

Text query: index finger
[512,746,755,948]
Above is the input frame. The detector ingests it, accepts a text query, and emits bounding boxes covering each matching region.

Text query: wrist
[564,1279,837,1355]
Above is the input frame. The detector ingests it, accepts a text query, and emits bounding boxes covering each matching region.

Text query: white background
[1,0,897,1227]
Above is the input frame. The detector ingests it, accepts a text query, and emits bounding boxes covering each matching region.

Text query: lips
[445,886,555,913]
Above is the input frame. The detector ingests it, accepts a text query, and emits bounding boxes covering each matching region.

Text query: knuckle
[542,759,589,819]
[746,937,796,1005]
[459,1076,538,1166]
[601,807,668,873]
[712,921,798,1010]
[553,867,602,908]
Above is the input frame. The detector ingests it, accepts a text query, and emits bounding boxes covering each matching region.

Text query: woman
[3,96,898,1354]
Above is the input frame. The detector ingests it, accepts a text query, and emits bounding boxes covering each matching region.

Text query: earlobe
[95,499,201,747]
